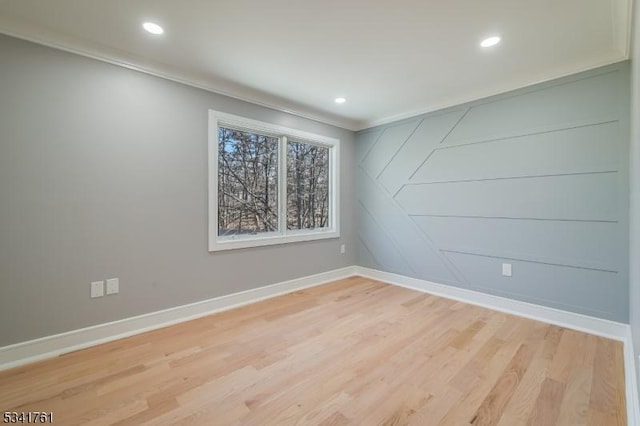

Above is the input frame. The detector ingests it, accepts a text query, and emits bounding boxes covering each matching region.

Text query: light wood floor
[0,277,626,425]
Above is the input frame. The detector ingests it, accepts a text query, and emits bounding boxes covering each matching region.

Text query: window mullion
[278,136,288,235]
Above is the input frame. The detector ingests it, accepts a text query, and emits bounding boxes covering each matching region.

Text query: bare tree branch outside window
[286,141,329,230]
[218,127,278,236]
[217,125,330,240]
[211,112,338,251]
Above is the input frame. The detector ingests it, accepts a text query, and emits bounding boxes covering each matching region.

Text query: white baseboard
[0,266,357,371]
[355,266,639,425]
[624,328,640,426]
[355,266,628,340]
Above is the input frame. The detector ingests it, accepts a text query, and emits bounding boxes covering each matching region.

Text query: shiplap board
[412,121,621,183]
[396,173,618,221]
[356,62,629,321]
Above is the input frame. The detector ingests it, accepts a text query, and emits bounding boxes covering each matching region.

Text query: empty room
[1,0,639,425]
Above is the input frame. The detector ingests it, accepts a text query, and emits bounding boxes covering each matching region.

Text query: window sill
[208,229,340,252]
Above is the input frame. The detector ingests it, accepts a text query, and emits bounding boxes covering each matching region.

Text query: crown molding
[358,54,629,131]
[0,19,363,132]
[614,0,633,58]
[0,9,630,133]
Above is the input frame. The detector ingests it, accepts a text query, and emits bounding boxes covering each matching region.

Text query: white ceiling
[0,0,632,130]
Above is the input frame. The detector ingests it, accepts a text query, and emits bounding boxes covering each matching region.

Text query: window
[209,111,339,251]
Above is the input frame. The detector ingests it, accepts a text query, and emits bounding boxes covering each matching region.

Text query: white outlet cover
[91,281,104,298]
[340,244,346,254]
[502,263,512,277]
[106,278,119,295]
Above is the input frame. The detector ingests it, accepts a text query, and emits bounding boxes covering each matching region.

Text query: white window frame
[208,110,340,252]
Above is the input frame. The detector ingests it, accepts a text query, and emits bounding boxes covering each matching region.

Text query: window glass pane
[286,141,330,230]
[218,127,278,236]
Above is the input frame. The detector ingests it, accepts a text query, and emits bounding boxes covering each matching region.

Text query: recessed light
[480,36,501,48]
[335,97,346,104]
[143,22,164,35]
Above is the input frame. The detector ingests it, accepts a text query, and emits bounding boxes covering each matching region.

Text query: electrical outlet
[340,244,346,254]
[502,263,512,277]
[106,278,119,295]
[91,281,104,298]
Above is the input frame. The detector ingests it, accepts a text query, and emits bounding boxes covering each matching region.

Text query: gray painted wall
[629,0,640,395]
[356,63,630,322]
[0,34,356,346]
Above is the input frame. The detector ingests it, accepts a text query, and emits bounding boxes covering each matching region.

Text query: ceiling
[0,0,632,131]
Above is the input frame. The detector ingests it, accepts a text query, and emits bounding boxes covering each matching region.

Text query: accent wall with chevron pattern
[355,62,630,322]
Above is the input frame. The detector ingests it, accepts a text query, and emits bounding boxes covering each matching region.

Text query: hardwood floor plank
[556,366,593,426]
[527,377,566,425]
[496,328,557,426]
[408,386,462,426]
[548,330,586,384]
[587,337,627,425]
[471,343,535,425]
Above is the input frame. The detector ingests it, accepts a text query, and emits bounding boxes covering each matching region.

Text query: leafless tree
[217,128,329,236]
[287,141,329,230]
[218,127,278,235]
